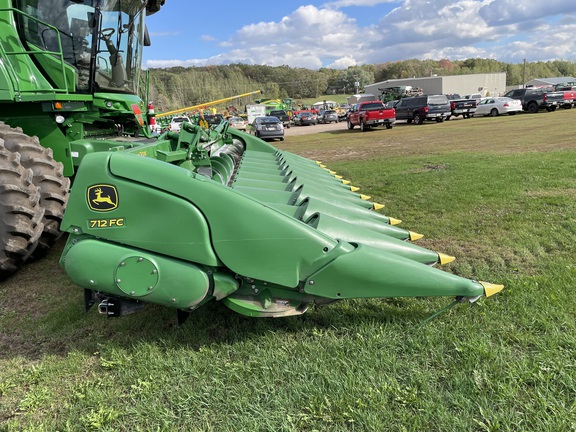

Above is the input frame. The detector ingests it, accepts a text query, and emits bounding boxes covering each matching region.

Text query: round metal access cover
[115,256,159,297]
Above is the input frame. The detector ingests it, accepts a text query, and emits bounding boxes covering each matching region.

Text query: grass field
[1,111,576,431]
[299,94,350,107]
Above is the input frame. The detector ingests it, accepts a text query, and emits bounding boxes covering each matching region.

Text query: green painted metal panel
[62,237,213,310]
[106,152,341,286]
[307,213,441,265]
[297,197,394,226]
[305,244,486,299]
[61,152,220,267]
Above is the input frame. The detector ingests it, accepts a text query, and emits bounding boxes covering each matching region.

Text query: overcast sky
[143,0,576,70]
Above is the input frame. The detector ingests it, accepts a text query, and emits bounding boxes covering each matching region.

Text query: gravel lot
[285,120,345,137]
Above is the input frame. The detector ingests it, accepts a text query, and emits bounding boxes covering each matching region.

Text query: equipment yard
[2,109,575,431]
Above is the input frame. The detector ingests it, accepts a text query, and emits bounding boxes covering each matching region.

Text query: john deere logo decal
[87,185,118,212]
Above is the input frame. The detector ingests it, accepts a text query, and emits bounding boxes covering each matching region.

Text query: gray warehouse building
[364,72,507,99]
[524,76,575,88]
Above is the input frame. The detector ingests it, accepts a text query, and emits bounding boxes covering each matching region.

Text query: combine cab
[0,0,164,277]
[0,0,503,321]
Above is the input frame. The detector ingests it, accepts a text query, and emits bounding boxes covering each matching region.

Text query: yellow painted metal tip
[480,281,504,297]
[409,231,424,241]
[342,180,351,185]
[350,186,360,192]
[388,217,402,225]
[315,161,322,164]
[329,170,337,175]
[360,194,371,201]
[334,175,343,179]
[437,253,456,265]
[372,202,385,211]
[319,164,327,168]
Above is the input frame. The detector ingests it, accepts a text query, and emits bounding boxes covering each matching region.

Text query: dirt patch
[411,163,449,173]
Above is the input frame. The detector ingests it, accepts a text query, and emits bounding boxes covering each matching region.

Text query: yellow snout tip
[480,281,504,297]
[409,231,424,241]
[437,253,456,265]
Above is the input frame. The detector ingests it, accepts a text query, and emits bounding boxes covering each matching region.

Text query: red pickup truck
[347,101,396,131]
[554,85,576,109]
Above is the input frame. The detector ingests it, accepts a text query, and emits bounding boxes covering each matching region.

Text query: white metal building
[524,76,575,87]
[364,72,507,98]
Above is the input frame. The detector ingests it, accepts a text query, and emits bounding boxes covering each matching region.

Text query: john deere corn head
[60,122,503,321]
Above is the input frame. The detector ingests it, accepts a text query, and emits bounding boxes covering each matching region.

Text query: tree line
[148,59,576,112]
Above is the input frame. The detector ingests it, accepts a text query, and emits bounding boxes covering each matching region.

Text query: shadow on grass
[0,240,438,360]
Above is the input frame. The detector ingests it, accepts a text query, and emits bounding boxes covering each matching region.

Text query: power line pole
[522,59,526,88]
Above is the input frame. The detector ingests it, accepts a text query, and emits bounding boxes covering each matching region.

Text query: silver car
[473,97,522,117]
[250,116,285,141]
[321,109,339,123]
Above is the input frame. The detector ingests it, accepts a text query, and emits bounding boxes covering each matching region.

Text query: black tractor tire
[527,102,539,114]
[0,146,44,280]
[347,120,354,130]
[490,108,499,117]
[0,122,70,258]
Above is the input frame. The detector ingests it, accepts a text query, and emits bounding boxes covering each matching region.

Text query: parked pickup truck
[268,109,292,128]
[394,95,452,124]
[504,87,565,113]
[347,101,396,131]
[554,84,576,109]
[446,94,477,119]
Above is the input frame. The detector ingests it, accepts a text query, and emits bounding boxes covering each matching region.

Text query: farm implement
[0,0,503,322]
[60,122,503,321]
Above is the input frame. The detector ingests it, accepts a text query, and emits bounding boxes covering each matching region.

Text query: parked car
[249,116,284,141]
[394,94,451,124]
[320,109,339,123]
[228,116,247,131]
[473,97,522,117]
[293,112,318,126]
[169,116,191,132]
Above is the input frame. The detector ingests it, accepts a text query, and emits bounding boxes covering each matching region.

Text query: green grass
[2,112,576,431]
[298,94,350,107]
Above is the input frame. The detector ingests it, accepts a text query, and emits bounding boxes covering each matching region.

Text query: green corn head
[59,121,503,321]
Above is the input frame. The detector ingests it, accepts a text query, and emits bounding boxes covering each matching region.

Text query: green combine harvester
[0,0,503,322]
